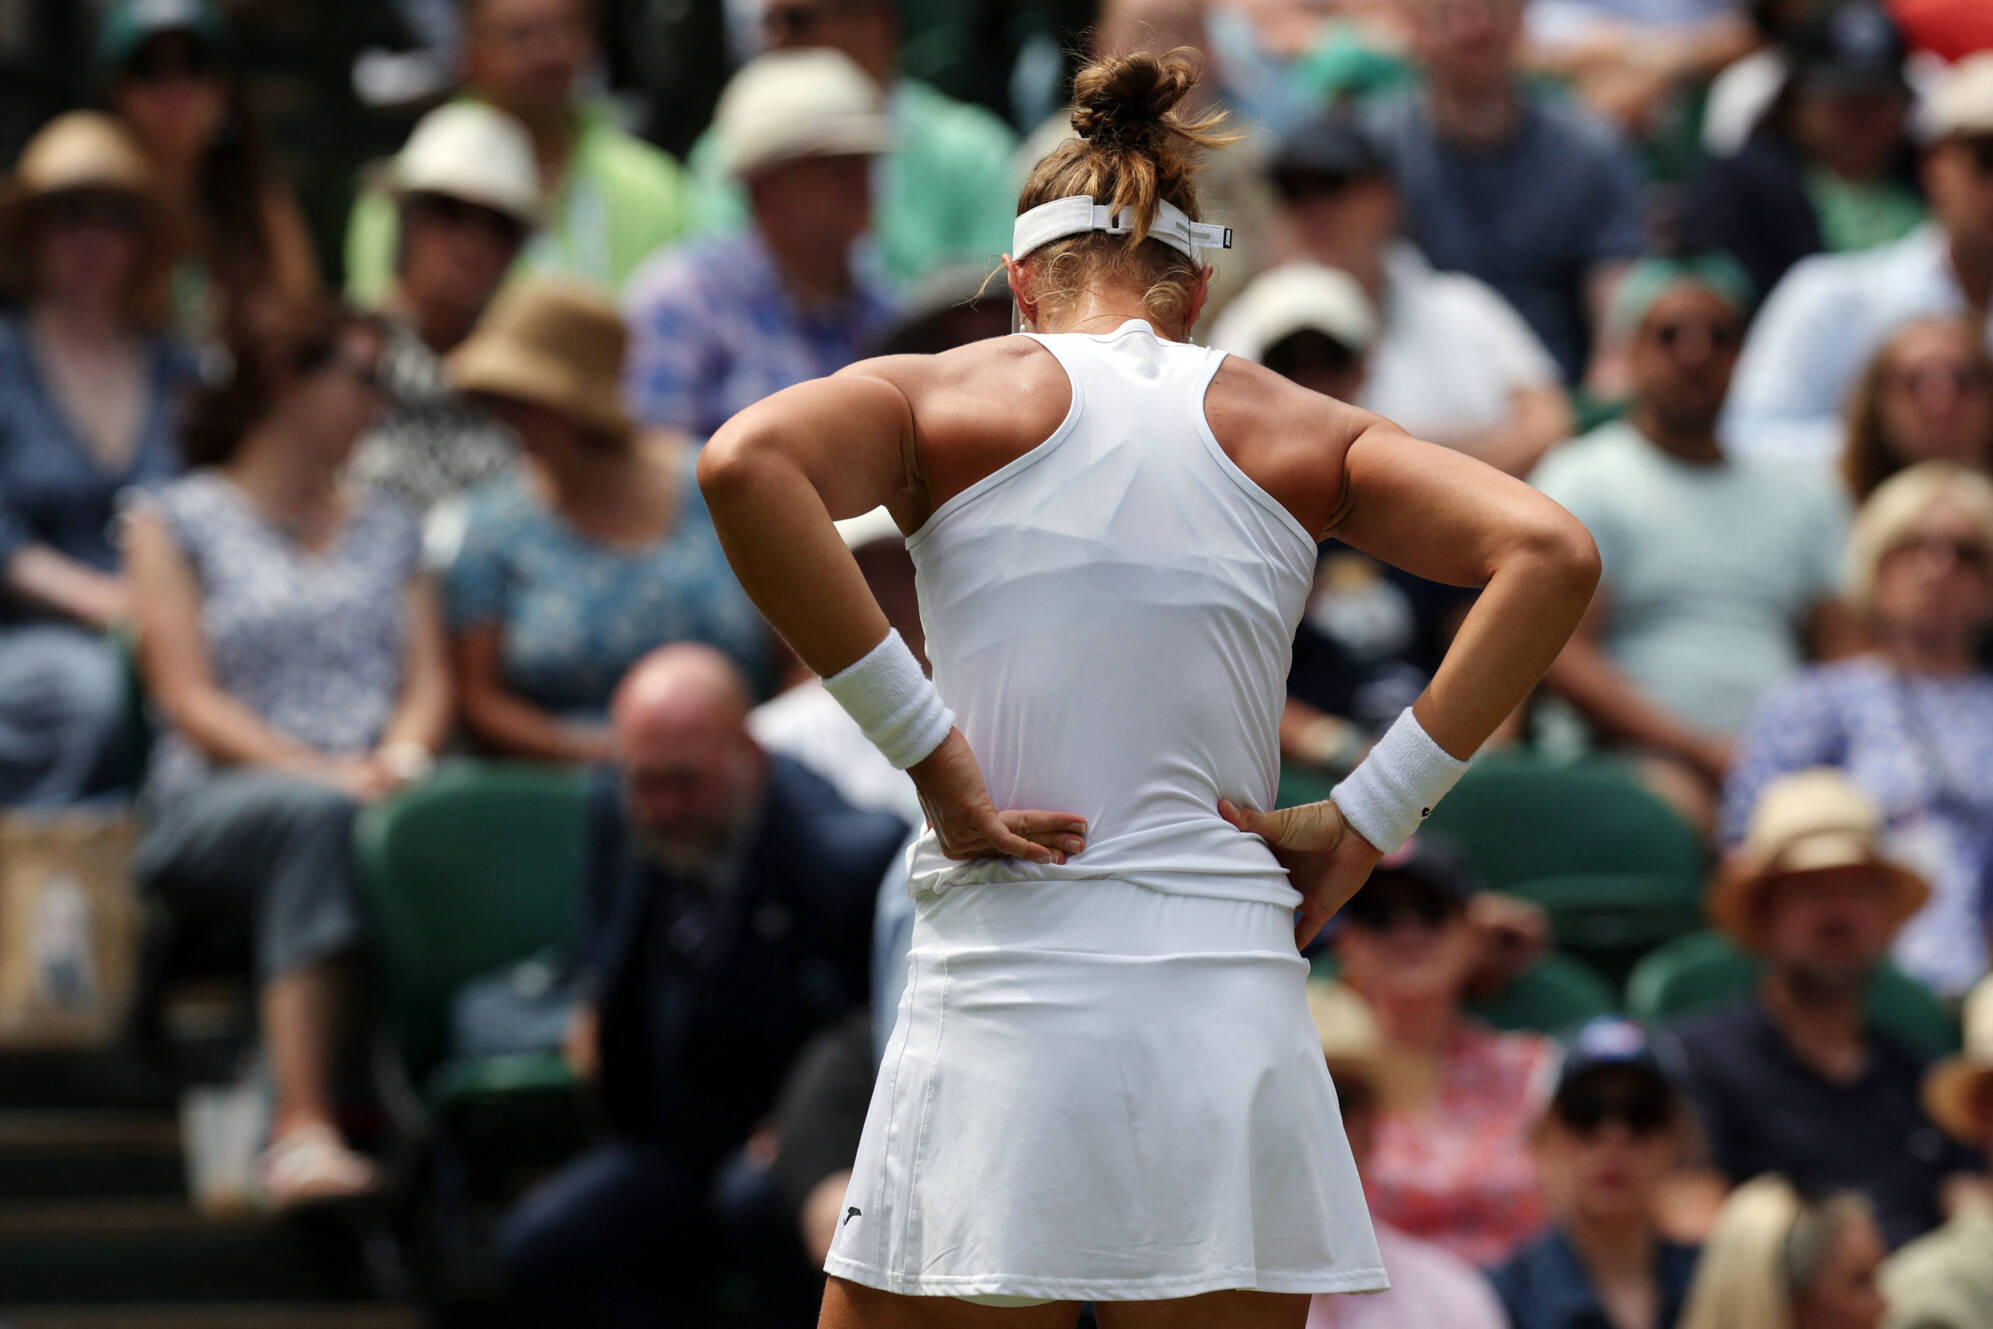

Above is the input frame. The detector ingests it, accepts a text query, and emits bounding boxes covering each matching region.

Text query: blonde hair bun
[1070,48,1204,148]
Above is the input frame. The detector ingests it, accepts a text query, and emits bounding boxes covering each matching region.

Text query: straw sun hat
[446,280,633,443]
[0,111,180,309]
[1923,979,1993,1146]
[1707,769,1930,951]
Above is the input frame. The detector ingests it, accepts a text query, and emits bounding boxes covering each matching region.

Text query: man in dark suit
[498,644,907,1326]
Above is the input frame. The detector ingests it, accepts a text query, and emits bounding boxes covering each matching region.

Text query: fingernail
[1053,852,1066,865]
[1065,837,1084,853]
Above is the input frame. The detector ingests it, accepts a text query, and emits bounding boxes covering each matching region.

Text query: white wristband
[822,629,956,770]
[1329,707,1470,853]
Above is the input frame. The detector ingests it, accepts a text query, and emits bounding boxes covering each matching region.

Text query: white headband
[1011,194,1232,264]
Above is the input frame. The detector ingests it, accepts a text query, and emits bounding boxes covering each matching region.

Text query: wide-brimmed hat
[446,280,633,443]
[1924,51,1993,142]
[0,112,181,315]
[1924,978,1993,1145]
[1707,769,1930,951]
[389,102,542,229]
[714,48,896,179]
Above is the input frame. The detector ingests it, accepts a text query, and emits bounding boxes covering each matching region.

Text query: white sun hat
[390,101,542,228]
[1210,262,1379,365]
[715,47,897,179]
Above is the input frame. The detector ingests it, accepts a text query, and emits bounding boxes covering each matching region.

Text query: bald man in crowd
[498,643,907,1326]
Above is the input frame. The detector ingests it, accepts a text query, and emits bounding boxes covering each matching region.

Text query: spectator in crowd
[1668,769,1982,1250]
[1839,319,1993,503]
[1334,836,1558,1265]
[1701,0,1832,156]
[497,643,905,1326]
[1722,463,1993,995]
[0,112,194,806]
[1881,976,1993,1328]
[1210,115,1574,477]
[444,281,772,763]
[1522,0,1754,141]
[1364,0,1649,384]
[1211,263,1480,774]
[346,102,538,514]
[1677,1176,1889,1329]
[1491,1018,1703,1329]
[1304,978,1510,1329]
[1536,256,1848,832]
[622,48,898,441]
[99,0,321,345]
[124,303,450,1208]
[1724,53,1993,467]
[344,0,694,302]
[687,0,1017,288]
[1683,0,1923,305]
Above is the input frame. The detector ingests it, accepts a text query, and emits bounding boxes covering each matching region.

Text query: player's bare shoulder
[841,336,1069,434]
[1202,354,1376,541]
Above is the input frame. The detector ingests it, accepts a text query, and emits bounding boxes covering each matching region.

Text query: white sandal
[257,1124,381,1209]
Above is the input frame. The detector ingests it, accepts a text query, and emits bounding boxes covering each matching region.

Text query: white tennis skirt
[823,876,1388,1303]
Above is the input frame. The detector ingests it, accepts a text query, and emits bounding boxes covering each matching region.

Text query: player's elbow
[697,416,780,509]
[1518,504,1602,605]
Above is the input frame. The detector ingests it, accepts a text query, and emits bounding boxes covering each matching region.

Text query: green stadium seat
[353,761,590,1105]
[1309,948,1618,1036]
[1624,930,1959,1059]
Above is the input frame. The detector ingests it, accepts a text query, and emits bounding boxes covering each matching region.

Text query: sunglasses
[407,192,528,247]
[1884,362,1993,396]
[1555,1083,1673,1138]
[1343,879,1460,932]
[1650,319,1742,352]
[123,41,218,83]
[40,191,144,232]
[1960,136,1993,177]
[1276,169,1369,203]
[325,352,390,396]
[1884,533,1993,573]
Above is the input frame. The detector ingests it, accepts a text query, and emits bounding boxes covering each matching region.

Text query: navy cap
[1554,1017,1676,1102]
[98,0,231,73]
[1272,115,1389,190]
[1787,0,1908,94]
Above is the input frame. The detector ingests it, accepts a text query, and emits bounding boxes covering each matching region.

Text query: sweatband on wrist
[1329,707,1470,853]
[822,629,956,770]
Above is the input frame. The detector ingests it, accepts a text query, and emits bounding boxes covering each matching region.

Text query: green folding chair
[354,761,591,1110]
[1624,930,1959,1059]
[1310,948,1618,1037]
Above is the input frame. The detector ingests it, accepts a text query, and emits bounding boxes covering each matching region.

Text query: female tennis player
[699,48,1599,1329]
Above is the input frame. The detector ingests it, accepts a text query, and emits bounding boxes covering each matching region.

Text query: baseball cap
[1213,263,1378,366]
[1271,115,1389,194]
[1925,52,1993,142]
[390,102,542,229]
[97,0,231,73]
[714,48,896,179]
[1549,1018,1682,1132]
[1786,0,1908,95]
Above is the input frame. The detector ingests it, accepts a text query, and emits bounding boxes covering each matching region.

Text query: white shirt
[1723,225,1993,469]
[1360,244,1565,454]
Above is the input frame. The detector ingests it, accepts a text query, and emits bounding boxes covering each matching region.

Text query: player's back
[902,319,1318,904]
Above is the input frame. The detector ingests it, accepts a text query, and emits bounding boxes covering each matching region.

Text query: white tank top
[903,319,1319,906]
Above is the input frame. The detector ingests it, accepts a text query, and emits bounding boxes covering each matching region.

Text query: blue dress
[444,454,771,715]
[0,314,195,804]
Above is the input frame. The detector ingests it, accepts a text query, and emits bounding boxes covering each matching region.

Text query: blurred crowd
[4,0,1993,1324]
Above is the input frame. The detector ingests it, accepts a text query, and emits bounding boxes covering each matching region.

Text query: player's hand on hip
[911,729,1087,864]
[1219,797,1384,950]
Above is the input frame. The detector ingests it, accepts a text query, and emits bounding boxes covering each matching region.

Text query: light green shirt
[685,77,1018,288]
[1532,420,1847,735]
[1804,166,1926,257]
[344,102,695,302]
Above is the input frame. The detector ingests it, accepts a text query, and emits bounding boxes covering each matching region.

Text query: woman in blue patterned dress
[0,112,196,805]
[441,280,773,764]
[125,303,451,1207]
[1724,461,1993,997]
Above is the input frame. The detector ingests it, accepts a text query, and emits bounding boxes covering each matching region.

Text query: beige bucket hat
[1707,769,1930,951]
[446,279,633,443]
[1923,978,1993,1146]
